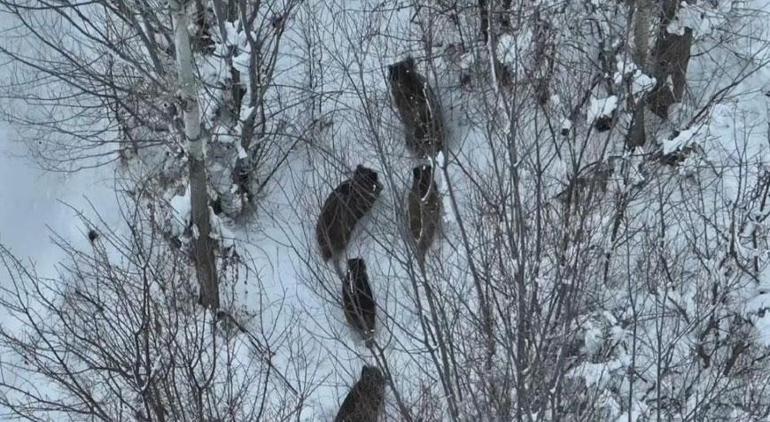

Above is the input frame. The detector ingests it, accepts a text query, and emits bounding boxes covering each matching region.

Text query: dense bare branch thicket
[0,0,308,310]
[1,0,770,420]
[284,0,770,420]
[0,0,303,216]
[0,195,313,420]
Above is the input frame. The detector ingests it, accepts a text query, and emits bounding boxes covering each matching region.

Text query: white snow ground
[1,0,770,420]
[0,130,116,277]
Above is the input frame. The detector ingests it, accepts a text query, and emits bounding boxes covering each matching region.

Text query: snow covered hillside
[0,0,770,420]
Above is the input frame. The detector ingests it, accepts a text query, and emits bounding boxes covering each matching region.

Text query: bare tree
[282,0,770,420]
[170,0,219,308]
[0,0,305,307]
[0,194,313,420]
[1,0,770,420]
[0,0,302,211]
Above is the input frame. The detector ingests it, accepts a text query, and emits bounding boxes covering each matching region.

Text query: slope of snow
[0,132,116,276]
[2,0,770,420]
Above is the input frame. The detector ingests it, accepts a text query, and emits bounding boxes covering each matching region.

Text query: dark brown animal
[343,258,376,344]
[555,161,612,208]
[648,0,693,120]
[316,165,383,262]
[648,28,692,119]
[594,114,614,132]
[334,366,386,422]
[407,165,441,265]
[388,57,445,158]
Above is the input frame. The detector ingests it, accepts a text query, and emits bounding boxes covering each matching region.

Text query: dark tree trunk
[479,0,489,43]
[190,155,220,309]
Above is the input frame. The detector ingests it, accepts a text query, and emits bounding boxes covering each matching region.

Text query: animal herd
[316,56,445,422]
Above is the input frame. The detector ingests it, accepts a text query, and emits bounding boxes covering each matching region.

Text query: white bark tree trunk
[172,0,219,309]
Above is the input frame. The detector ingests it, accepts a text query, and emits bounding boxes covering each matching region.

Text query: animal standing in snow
[343,258,377,344]
[334,365,386,422]
[388,57,445,157]
[316,165,383,262]
[407,164,441,265]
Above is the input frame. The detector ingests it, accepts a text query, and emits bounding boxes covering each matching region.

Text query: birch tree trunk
[171,0,220,309]
[627,0,651,148]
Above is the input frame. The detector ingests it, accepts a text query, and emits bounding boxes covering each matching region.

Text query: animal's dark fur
[343,258,377,343]
[388,57,445,158]
[648,1,693,120]
[555,161,612,208]
[407,165,441,265]
[594,114,613,132]
[334,366,386,422]
[316,166,383,262]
